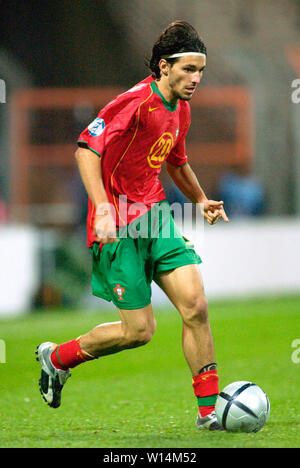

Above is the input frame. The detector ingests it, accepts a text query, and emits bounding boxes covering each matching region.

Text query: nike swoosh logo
[149,106,159,112]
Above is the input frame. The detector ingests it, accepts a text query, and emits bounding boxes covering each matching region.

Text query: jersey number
[147,132,174,169]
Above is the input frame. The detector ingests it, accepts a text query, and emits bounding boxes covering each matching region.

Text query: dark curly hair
[146,21,207,79]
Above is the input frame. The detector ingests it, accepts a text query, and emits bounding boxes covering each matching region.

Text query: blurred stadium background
[1,0,300,316]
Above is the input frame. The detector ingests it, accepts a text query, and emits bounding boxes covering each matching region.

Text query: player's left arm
[166,162,229,225]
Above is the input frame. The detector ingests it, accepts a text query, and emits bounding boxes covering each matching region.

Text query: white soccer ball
[215,381,270,432]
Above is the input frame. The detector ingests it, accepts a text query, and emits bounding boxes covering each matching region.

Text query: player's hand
[94,203,120,244]
[200,200,229,225]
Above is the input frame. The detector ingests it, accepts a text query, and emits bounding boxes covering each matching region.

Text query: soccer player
[36,21,229,431]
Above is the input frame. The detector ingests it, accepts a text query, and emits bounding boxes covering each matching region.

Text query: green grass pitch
[0,295,299,448]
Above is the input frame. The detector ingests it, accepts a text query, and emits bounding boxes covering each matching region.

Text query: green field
[0,295,299,448]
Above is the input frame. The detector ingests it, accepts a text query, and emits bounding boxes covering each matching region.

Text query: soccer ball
[215,381,270,432]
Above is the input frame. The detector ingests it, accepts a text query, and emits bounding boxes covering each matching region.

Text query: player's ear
[158,59,169,77]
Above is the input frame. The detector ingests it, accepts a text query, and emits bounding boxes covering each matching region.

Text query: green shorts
[90,201,202,309]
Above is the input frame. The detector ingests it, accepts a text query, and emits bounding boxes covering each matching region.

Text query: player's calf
[79,309,156,357]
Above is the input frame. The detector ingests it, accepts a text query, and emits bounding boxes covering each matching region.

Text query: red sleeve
[77,92,140,157]
[167,102,191,167]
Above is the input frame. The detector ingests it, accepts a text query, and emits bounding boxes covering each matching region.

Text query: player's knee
[126,329,152,347]
[181,295,208,327]
[125,318,156,348]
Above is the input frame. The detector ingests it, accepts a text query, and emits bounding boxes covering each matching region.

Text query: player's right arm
[75,86,145,243]
[74,147,119,244]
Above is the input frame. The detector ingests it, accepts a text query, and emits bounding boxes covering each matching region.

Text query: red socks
[50,338,94,370]
[51,341,218,419]
[192,368,219,417]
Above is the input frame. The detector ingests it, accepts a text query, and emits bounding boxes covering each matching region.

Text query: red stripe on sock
[198,405,215,417]
[192,370,219,396]
[192,370,219,417]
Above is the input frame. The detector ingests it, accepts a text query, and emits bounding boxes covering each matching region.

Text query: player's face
[163,55,206,103]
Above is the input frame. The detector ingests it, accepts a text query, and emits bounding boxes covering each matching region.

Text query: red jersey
[77,75,191,247]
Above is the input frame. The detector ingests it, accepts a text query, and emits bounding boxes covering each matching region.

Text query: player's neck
[154,79,178,107]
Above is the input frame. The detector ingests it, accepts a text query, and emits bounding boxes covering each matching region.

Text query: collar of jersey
[150,81,178,112]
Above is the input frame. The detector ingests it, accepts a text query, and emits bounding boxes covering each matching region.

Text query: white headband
[163,52,206,59]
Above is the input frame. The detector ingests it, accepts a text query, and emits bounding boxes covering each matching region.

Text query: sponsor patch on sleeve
[88,117,105,136]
